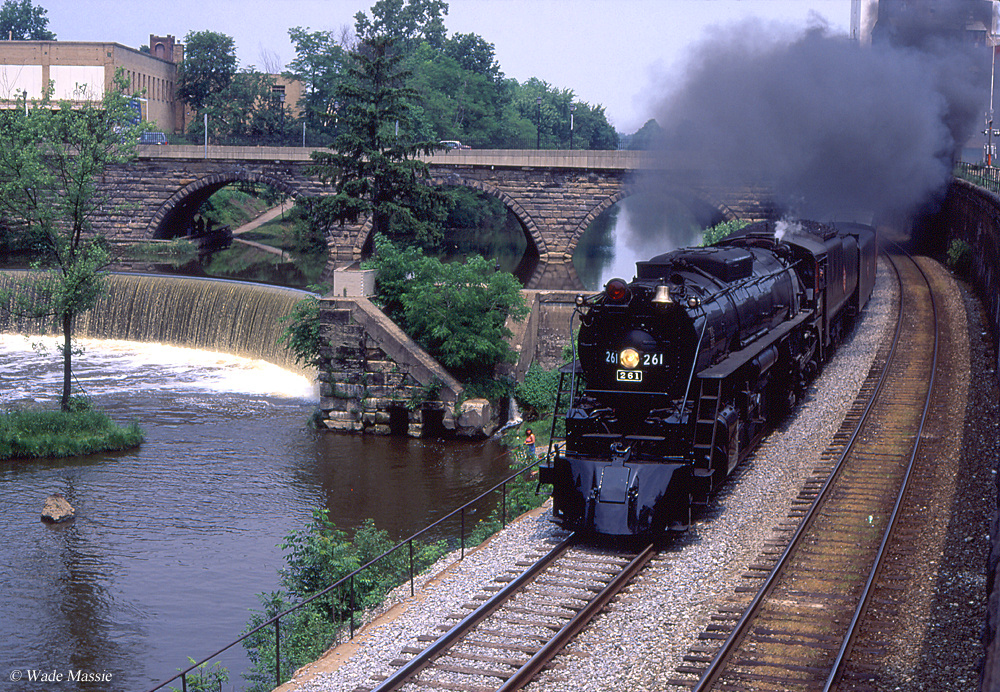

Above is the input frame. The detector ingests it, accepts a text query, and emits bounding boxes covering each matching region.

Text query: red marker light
[605,278,629,303]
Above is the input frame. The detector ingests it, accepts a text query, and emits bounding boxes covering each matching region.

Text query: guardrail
[954,161,1000,195]
[146,451,544,692]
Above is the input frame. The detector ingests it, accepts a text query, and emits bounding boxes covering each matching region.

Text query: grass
[0,407,144,461]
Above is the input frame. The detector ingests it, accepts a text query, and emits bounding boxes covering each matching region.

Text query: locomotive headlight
[620,348,641,369]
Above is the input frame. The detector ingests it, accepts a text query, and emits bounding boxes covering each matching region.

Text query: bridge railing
[144,451,545,692]
[954,161,1000,195]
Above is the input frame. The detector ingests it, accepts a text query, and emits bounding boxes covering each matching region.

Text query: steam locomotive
[538,219,877,537]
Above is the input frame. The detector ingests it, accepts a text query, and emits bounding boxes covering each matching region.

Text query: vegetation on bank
[242,453,547,690]
[0,402,143,461]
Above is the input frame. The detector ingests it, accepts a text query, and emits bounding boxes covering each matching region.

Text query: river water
[0,335,517,691]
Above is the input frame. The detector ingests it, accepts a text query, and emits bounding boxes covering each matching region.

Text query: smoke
[642,1,990,226]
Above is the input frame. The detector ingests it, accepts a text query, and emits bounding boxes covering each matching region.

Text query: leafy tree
[176,30,238,111]
[0,72,147,410]
[354,0,448,49]
[367,235,528,384]
[0,0,54,40]
[189,69,290,145]
[443,32,502,84]
[627,118,666,150]
[702,219,749,246]
[309,34,449,249]
[286,27,351,140]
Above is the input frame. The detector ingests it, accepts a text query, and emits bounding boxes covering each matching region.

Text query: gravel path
[282,256,996,692]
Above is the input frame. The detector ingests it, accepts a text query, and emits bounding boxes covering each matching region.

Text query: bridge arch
[566,182,739,253]
[148,170,304,239]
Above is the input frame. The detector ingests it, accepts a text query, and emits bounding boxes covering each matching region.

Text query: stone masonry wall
[316,305,450,437]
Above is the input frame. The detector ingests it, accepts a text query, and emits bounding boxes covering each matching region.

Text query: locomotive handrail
[679,314,711,420]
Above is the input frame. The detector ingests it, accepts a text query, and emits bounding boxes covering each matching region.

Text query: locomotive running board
[699,310,812,380]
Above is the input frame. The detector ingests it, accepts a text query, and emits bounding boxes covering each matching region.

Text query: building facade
[0,34,301,135]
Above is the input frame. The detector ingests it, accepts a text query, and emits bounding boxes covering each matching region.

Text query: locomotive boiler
[538,219,877,537]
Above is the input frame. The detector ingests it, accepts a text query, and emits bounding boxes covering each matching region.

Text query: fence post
[461,507,466,560]
[274,618,281,689]
[409,539,415,597]
[350,575,356,638]
[502,482,508,527]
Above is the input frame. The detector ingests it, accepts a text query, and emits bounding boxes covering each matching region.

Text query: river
[0,335,517,691]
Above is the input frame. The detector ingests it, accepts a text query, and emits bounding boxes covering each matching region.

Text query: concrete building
[0,34,301,136]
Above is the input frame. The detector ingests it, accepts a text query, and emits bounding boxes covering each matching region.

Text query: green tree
[286,27,351,141]
[176,30,238,111]
[0,72,146,410]
[309,34,448,249]
[0,0,54,40]
[354,0,449,49]
[368,235,528,384]
[190,69,290,145]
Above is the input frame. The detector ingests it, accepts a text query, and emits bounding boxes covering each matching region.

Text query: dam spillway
[0,271,314,372]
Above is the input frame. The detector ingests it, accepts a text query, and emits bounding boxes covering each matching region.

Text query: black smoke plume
[642,1,991,228]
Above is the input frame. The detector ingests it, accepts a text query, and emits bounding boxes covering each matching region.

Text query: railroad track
[667,249,941,691]
[360,536,656,692]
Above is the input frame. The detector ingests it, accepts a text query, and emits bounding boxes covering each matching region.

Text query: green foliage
[187,69,293,146]
[0,69,147,410]
[368,235,529,383]
[354,0,449,49]
[176,31,238,111]
[702,219,749,246]
[169,659,229,692]
[0,0,54,40]
[279,296,325,368]
[467,460,548,547]
[309,34,450,249]
[243,510,448,690]
[946,238,973,277]
[514,362,561,421]
[0,408,144,460]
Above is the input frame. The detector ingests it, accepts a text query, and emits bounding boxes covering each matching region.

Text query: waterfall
[0,271,314,372]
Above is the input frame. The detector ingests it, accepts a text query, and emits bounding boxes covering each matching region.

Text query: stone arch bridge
[100,145,774,289]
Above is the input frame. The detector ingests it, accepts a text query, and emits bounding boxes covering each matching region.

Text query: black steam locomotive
[538,219,877,537]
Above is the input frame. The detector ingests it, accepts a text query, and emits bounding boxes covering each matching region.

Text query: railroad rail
[363,536,656,692]
[669,249,939,691]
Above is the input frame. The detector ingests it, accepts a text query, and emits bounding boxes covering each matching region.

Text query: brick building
[0,34,301,135]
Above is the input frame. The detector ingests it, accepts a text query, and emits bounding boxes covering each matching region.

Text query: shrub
[946,238,973,277]
[514,362,560,420]
[702,219,749,246]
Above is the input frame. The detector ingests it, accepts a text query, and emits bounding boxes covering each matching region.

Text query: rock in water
[41,494,74,523]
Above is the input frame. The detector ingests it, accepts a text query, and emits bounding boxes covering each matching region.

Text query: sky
[38,0,852,133]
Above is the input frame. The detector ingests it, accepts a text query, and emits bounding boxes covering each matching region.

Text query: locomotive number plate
[616,370,643,382]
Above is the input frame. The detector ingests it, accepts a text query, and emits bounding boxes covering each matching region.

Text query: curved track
[676,249,941,691]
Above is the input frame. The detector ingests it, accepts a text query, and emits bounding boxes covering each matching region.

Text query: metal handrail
[146,452,545,692]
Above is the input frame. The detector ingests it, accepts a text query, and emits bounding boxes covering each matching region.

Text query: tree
[0,0,54,40]
[286,26,352,140]
[354,0,448,50]
[176,30,238,111]
[309,34,449,249]
[0,72,146,410]
[191,69,290,145]
[367,235,528,385]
